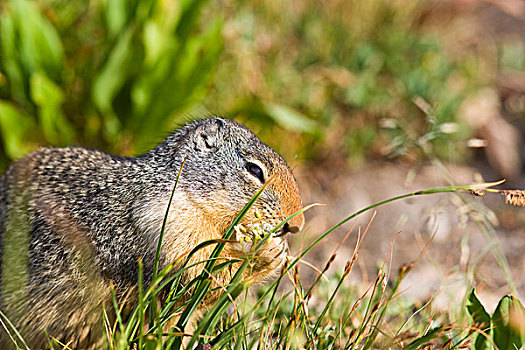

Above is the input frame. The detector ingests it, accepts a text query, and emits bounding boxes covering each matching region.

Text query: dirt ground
[289,162,525,313]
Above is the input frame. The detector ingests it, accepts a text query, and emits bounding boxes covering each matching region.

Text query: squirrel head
[172,117,304,237]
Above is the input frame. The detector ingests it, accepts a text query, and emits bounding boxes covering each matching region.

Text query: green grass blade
[188,278,252,349]
[153,157,186,281]
[110,284,125,335]
[175,181,270,332]
[346,273,385,349]
[403,326,446,350]
[0,309,30,350]
[149,157,185,329]
[362,278,403,349]
[138,258,145,348]
[250,181,505,318]
[312,263,351,337]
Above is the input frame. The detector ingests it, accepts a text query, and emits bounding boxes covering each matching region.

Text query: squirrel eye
[246,162,265,183]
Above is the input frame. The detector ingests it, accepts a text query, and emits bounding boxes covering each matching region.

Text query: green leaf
[104,0,128,38]
[131,16,223,152]
[466,289,492,350]
[30,73,63,105]
[9,0,64,79]
[265,103,317,133]
[0,100,36,158]
[30,72,74,145]
[0,14,28,105]
[142,20,173,66]
[176,0,208,39]
[493,295,525,350]
[92,27,137,137]
[403,326,446,350]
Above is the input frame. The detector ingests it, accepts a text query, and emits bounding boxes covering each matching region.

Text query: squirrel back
[0,117,304,348]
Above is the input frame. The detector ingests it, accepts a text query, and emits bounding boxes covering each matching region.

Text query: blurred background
[0,0,524,313]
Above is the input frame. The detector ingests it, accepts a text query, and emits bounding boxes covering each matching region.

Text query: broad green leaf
[0,100,36,158]
[143,20,171,66]
[92,27,137,137]
[104,0,128,38]
[141,0,183,67]
[493,295,525,350]
[134,0,157,24]
[104,0,155,38]
[131,17,223,152]
[176,0,208,39]
[265,103,317,133]
[466,289,492,350]
[0,14,28,104]
[134,20,180,116]
[10,0,64,79]
[30,72,74,145]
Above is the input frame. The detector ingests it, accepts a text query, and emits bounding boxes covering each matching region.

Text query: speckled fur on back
[0,117,304,349]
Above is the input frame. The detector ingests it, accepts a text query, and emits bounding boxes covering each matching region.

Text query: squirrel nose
[281,213,304,235]
[282,222,299,234]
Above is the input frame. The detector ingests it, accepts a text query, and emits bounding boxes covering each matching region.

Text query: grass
[3,179,522,349]
[203,0,483,166]
[110,179,523,349]
[0,0,493,169]
[0,1,523,348]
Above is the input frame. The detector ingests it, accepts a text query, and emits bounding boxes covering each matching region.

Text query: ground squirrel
[0,117,304,349]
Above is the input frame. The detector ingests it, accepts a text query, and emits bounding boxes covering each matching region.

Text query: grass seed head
[343,260,352,277]
[398,262,414,279]
[321,253,337,274]
[462,181,525,207]
[502,190,525,207]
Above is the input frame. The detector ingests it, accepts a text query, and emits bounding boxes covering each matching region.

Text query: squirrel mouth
[233,222,284,252]
[273,222,299,237]
[273,224,291,237]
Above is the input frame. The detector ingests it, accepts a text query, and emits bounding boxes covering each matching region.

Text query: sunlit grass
[1,179,523,349]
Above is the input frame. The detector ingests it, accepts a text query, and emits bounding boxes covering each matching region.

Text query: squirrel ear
[194,118,225,152]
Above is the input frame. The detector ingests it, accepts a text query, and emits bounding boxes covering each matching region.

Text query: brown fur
[0,117,304,348]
